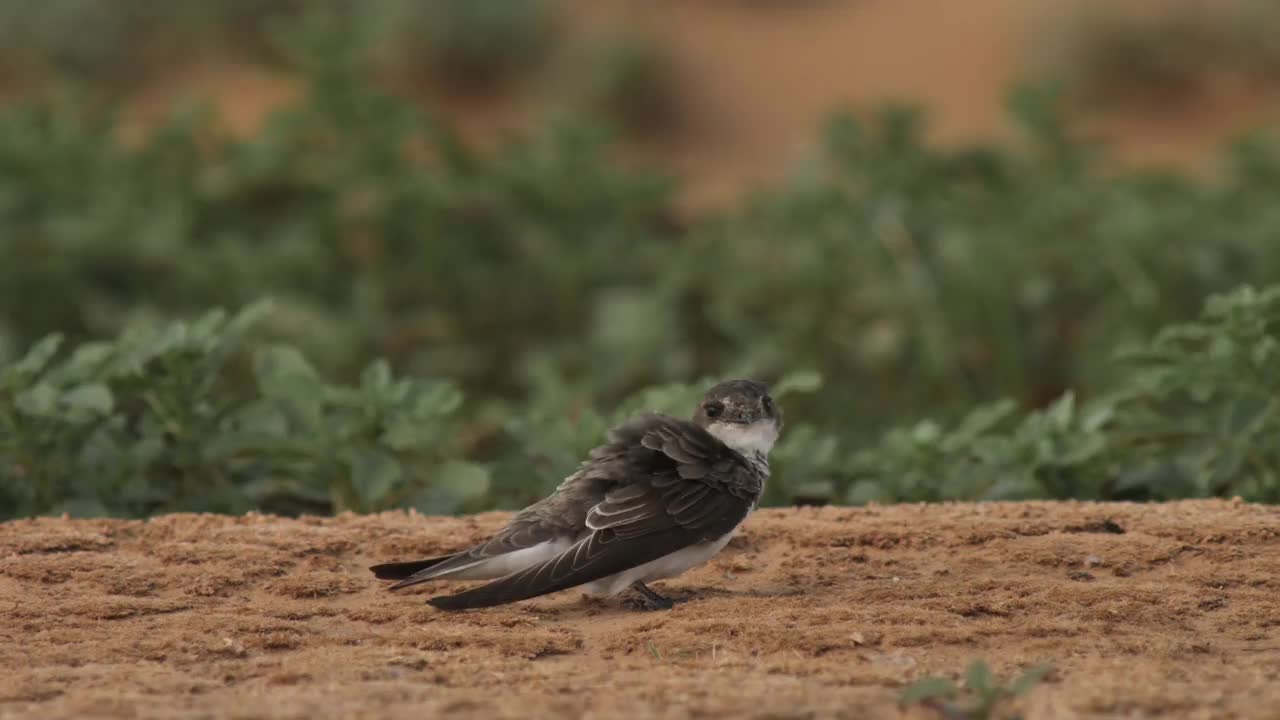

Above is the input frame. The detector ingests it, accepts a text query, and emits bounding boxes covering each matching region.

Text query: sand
[1,500,1278,719]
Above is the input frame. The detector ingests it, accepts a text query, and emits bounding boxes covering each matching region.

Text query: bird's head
[691,379,783,458]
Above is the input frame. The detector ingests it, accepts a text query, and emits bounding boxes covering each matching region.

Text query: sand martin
[370,379,782,610]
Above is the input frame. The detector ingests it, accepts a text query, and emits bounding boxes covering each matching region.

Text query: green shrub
[850,285,1280,504]
[0,303,484,520]
[0,62,674,396]
[4,25,1280,517]
[0,0,147,78]
[1033,0,1280,105]
[685,90,1280,442]
[0,1,557,88]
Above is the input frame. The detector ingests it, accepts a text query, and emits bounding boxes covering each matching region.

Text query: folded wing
[428,415,759,610]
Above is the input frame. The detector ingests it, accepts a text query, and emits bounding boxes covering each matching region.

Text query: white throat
[706,420,779,459]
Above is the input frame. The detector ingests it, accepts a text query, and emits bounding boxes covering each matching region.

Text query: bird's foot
[627,582,689,611]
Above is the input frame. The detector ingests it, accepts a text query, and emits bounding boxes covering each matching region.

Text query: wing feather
[665,483,710,515]
[427,525,704,610]
[426,414,765,610]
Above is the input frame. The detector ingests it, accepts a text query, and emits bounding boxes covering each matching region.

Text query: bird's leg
[628,581,687,611]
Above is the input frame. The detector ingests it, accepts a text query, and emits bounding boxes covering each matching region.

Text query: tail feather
[427,527,697,611]
[371,550,498,591]
[369,555,455,583]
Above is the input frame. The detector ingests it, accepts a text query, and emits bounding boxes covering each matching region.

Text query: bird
[369,379,782,611]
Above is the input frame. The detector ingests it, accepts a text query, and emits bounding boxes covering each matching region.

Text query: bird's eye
[704,401,724,418]
[762,396,774,414]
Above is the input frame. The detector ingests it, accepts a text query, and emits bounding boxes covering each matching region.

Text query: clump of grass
[900,660,1053,720]
[1033,0,1280,107]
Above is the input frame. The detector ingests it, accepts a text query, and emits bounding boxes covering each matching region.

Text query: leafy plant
[851,284,1280,504]
[900,660,1053,720]
[4,20,1280,517]
[1107,284,1280,500]
[0,0,149,79]
[0,1,558,89]
[0,303,484,520]
[683,88,1280,444]
[1031,0,1280,106]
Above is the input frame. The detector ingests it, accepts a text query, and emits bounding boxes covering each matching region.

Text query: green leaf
[201,431,319,461]
[410,460,492,515]
[845,480,884,505]
[773,370,823,397]
[361,359,393,393]
[379,420,437,451]
[1252,336,1279,368]
[225,299,274,338]
[255,345,322,396]
[434,460,491,500]
[346,448,403,511]
[1080,403,1115,433]
[406,381,464,418]
[15,383,59,417]
[1059,433,1107,465]
[253,345,324,427]
[1221,394,1272,436]
[4,335,62,385]
[617,381,703,420]
[965,660,993,691]
[45,342,112,385]
[61,383,114,417]
[946,399,1017,449]
[1009,664,1053,696]
[900,677,956,705]
[911,420,942,445]
[1047,391,1076,430]
[380,382,463,450]
[1188,376,1218,403]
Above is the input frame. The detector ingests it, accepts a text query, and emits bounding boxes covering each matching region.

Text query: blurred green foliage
[2,6,1280,519]
[1035,0,1280,105]
[555,32,677,133]
[0,1,555,85]
[850,286,1280,505]
[404,0,553,88]
[900,660,1053,719]
[0,303,484,519]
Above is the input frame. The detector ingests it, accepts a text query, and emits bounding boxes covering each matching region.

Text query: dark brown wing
[370,554,455,581]
[427,415,762,610]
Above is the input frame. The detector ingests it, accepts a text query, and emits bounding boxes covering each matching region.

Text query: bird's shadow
[516,583,800,621]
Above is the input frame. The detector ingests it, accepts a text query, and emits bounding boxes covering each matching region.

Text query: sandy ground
[1,500,1277,719]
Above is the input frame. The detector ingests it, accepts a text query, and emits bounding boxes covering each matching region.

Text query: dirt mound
[1,500,1277,719]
